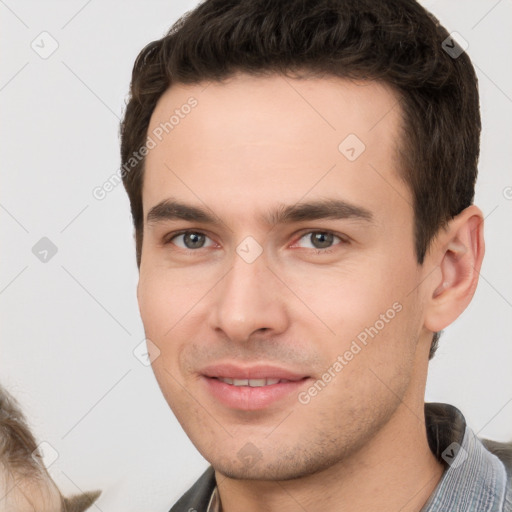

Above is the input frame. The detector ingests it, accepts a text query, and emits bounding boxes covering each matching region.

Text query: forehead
[143,73,409,224]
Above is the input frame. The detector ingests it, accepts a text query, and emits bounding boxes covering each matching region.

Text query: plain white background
[1,1,511,510]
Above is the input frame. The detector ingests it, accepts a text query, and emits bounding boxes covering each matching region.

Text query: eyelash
[163,230,348,254]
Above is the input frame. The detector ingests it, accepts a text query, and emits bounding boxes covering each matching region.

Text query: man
[0,383,100,511]
[120,0,512,510]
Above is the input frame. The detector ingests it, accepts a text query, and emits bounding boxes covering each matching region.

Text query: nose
[208,246,290,343]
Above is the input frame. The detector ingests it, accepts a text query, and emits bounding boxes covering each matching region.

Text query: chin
[210,448,342,482]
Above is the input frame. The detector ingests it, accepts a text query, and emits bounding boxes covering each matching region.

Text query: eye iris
[311,232,333,249]
[184,232,204,249]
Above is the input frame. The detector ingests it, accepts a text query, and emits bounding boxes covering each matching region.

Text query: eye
[166,231,216,250]
[164,230,347,253]
[293,231,346,251]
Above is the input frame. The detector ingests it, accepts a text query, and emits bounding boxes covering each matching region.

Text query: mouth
[215,377,294,387]
[200,363,311,410]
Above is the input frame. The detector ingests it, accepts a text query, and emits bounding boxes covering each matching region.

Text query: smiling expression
[136,73,434,479]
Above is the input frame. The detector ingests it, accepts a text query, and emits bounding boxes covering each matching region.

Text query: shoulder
[481,438,512,512]
[481,438,512,476]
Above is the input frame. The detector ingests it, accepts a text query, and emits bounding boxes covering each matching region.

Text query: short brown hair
[120,0,480,359]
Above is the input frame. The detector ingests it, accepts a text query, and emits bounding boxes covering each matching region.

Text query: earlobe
[424,205,485,332]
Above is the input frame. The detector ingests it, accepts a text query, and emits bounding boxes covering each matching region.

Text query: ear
[423,205,485,333]
[62,490,101,512]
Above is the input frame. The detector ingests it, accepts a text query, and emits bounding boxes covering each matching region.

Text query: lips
[200,363,311,410]
[201,363,308,381]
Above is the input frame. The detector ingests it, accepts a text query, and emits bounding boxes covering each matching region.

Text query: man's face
[138,74,431,479]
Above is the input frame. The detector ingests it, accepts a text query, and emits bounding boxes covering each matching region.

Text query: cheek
[137,264,218,388]
[282,259,402,329]
[137,263,204,337]
[281,254,420,367]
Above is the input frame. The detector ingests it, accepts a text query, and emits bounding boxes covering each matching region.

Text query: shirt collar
[206,485,220,512]
[420,423,508,511]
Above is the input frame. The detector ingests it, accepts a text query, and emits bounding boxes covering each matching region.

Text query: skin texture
[137,73,484,512]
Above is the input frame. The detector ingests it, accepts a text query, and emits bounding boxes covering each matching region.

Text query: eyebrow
[146,197,373,227]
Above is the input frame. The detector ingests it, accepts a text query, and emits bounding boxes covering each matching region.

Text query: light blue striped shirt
[421,425,511,511]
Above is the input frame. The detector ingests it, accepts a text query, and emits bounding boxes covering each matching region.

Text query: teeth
[218,377,289,387]
[249,379,268,387]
